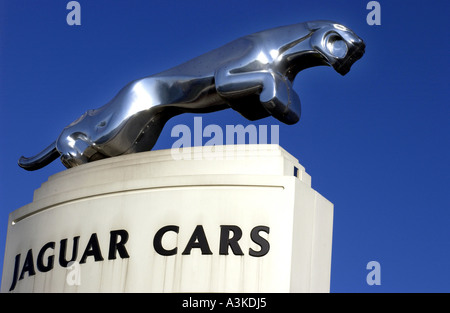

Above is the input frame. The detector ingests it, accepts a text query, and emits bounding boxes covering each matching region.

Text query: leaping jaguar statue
[18,20,365,170]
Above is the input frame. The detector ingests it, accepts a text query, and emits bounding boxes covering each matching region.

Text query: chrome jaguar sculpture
[18,20,365,170]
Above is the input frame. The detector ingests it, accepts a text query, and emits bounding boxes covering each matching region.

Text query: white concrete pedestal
[1,145,333,293]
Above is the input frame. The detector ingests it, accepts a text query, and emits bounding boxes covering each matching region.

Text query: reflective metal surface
[18,20,365,170]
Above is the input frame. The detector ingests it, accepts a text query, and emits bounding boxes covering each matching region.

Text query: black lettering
[37,242,55,272]
[59,236,80,267]
[80,233,104,264]
[19,249,36,280]
[249,226,270,257]
[154,225,179,256]
[9,254,20,291]
[108,229,130,260]
[182,225,212,255]
[219,225,244,255]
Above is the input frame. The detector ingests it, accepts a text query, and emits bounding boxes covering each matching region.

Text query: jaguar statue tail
[18,141,60,171]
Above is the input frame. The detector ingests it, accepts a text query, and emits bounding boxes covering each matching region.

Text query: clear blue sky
[0,0,449,292]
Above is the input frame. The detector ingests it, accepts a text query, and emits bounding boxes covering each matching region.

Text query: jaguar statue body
[18,20,365,170]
